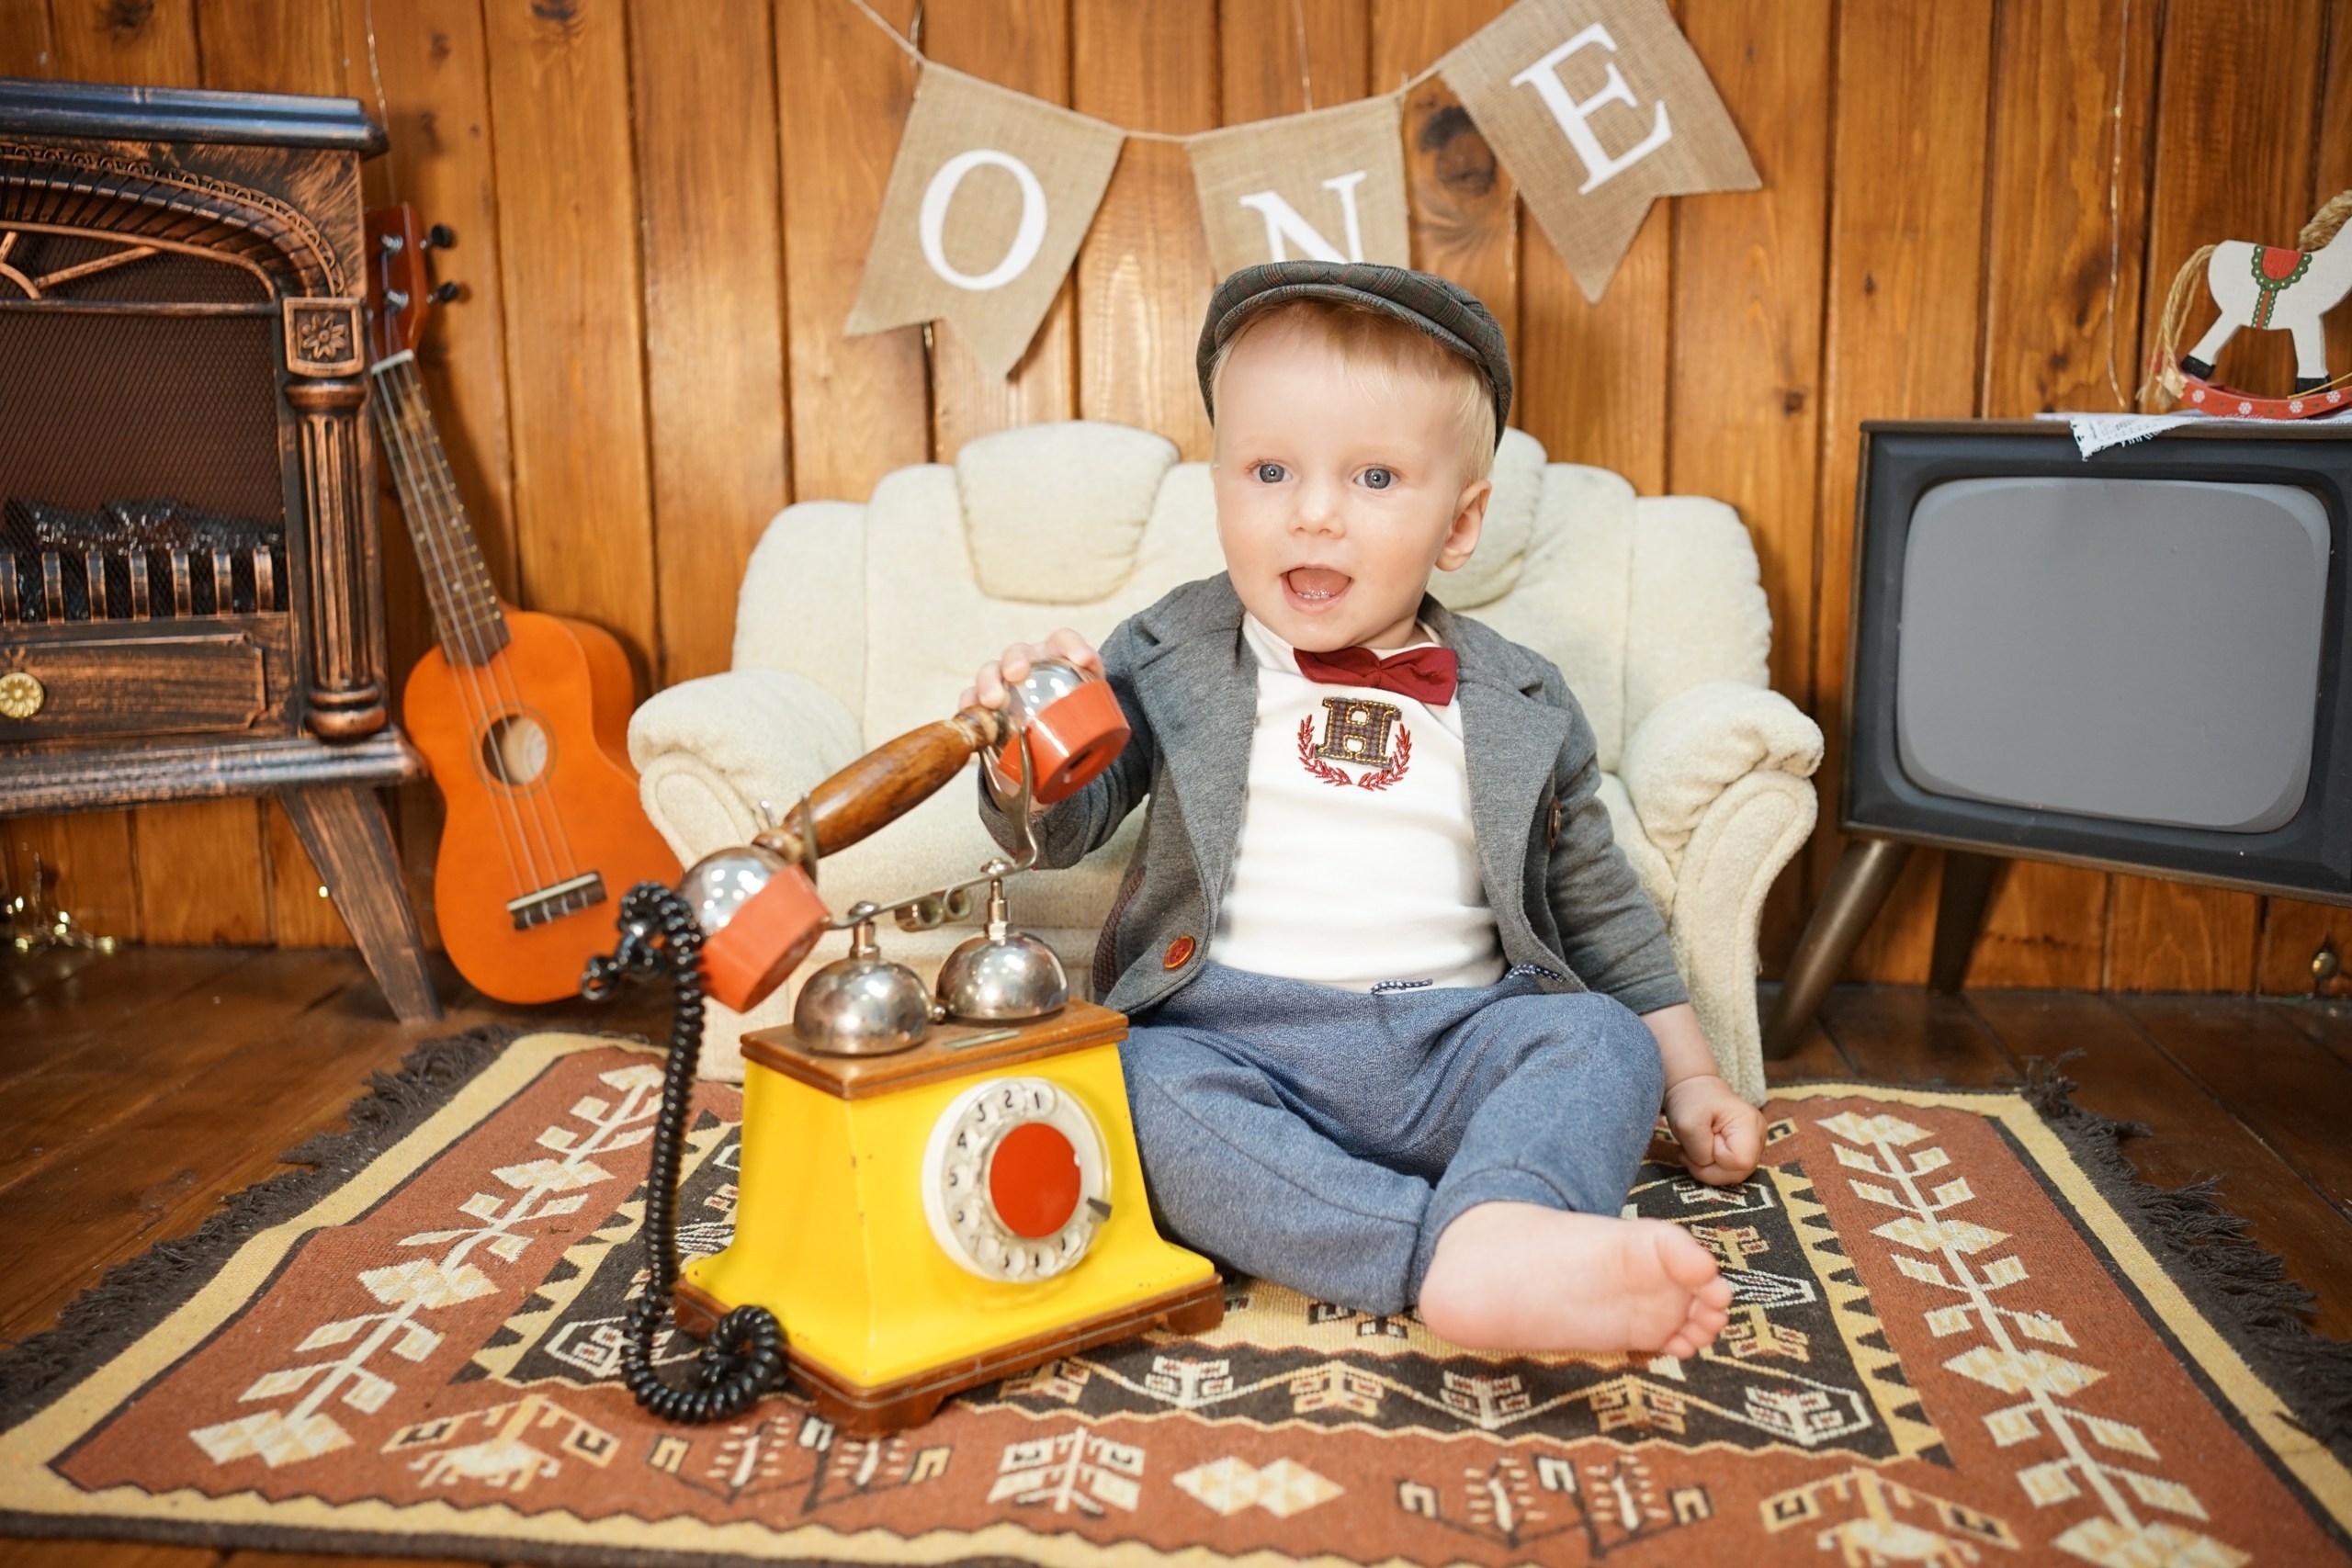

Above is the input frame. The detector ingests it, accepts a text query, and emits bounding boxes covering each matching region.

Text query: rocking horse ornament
[2151,188,2352,420]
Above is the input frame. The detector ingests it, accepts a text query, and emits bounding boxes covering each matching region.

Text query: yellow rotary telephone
[584,663,1221,1436]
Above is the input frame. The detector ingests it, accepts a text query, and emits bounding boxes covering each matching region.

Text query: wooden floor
[3,947,2351,1568]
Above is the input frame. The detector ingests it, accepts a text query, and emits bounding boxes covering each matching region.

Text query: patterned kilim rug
[3,1029,2350,1567]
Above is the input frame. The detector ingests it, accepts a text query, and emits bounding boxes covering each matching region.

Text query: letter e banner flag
[845,64,1125,378]
[1441,0,1757,302]
[1185,97,1410,281]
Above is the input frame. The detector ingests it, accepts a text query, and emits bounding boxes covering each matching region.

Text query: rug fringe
[0,1026,530,1433]
[2017,1053,2352,1452]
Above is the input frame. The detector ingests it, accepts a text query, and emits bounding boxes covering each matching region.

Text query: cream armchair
[628,420,1821,1098]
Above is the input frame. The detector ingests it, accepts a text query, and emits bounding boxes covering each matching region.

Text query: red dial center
[987,1122,1082,1239]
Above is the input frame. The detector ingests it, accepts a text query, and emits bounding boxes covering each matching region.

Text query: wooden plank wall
[3,0,2349,997]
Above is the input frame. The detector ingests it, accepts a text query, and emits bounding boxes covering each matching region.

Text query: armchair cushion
[1668,769,1819,1104]
[1424,429,1548,608]
[1623,496,1773,728]
[957,421,1179,604]
[629,668,865,856]
[730,500,866,716]
[1438,454,1637,770]
[1619,682,1825,865]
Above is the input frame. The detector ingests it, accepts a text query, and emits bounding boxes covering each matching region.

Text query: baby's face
[1211,323,1489,653]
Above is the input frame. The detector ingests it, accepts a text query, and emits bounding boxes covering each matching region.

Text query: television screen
[1847,421,2352,903]
[1894,476,2329,833]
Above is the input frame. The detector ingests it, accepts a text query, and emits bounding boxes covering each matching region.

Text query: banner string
[1292,0,1317,113]
[363,0,398,209]
[841,0,1445,143]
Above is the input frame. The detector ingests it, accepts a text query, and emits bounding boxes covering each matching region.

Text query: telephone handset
[584,661,1216,1433]
[679,660,1128,1021]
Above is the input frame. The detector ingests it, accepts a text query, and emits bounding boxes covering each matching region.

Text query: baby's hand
[961,629,1103,712]
[1663,1074,1763,1186]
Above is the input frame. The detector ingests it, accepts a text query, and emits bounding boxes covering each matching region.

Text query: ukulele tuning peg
[432,280,461,304]
[424,223,457,249]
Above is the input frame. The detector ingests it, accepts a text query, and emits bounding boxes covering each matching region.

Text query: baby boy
[970,261,1760,1357]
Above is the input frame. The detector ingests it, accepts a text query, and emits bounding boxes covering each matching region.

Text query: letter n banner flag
[1184,97,1410,281]
[845,64,1125,378]
[1442,0,1757,302]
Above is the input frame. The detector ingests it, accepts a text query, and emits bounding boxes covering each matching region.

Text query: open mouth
[1283,567,1352,608]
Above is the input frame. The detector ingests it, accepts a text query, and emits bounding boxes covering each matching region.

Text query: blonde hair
[1208,299,1498,480]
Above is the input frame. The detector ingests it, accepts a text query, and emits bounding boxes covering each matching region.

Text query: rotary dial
[921,1076,1110,1281]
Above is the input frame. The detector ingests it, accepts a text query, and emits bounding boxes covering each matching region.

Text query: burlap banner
[845,63,1125,378]
[1185,96,1410,279]
[841,0,1762,373]
[1442,0,1757,302]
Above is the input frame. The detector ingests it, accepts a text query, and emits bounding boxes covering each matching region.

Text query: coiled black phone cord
[582,882,786,1423]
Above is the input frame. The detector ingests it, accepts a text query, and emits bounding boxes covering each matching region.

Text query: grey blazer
[983,574,1689,1021]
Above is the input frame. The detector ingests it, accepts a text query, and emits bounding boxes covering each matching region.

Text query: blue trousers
[1119,962,1666,1317]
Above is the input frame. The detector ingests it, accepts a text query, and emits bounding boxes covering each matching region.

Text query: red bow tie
[1294,644,1459,705]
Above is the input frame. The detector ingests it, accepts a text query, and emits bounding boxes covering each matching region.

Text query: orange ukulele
[367,205,679,1002]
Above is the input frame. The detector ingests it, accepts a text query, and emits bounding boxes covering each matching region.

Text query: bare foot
[1417,1201,1731,1357]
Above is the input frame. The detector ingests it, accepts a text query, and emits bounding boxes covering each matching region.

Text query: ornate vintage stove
[0,78,435,1019]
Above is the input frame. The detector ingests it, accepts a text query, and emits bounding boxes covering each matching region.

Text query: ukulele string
[373,361,536,897]
[381,357,569,892]
[401,360,584,891]
[374,358,544,897]
[404,363,587,886]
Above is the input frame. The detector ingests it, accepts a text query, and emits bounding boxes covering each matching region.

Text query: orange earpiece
[989,660,1131,805]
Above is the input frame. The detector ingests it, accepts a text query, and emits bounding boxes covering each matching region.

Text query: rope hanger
[841,0,1449,145]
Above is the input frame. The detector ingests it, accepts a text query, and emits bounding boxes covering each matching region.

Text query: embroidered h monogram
[1316,697,1401,765]
[1297,698,1413,792]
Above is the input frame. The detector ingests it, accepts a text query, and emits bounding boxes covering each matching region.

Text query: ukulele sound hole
[481,713,551,786]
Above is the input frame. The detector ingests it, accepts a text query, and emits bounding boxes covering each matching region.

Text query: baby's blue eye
[1362,468,1395,491]
[1254,462,1287,484]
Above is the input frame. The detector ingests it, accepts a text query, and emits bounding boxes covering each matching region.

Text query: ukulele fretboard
[368,350,511,666]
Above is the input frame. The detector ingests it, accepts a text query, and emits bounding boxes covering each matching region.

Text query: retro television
[1845,419,2352,903]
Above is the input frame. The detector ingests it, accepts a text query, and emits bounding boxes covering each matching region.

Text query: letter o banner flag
[847,63,1125,377]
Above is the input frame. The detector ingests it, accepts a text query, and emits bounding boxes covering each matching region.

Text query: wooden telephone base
[673,1273,1224,1437]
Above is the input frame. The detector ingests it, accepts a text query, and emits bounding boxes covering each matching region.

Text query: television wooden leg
[1765,837,1911,1057]
[279,784,441,1022]
[1929,852,2004,992]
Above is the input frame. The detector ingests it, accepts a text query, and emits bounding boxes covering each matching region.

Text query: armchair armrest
[628,669,865,863]
[1618,681,1823,865]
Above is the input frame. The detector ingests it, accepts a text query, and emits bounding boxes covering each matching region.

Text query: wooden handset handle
[751,705,1005,866]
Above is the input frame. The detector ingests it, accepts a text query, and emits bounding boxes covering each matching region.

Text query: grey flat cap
[1197,260,1513,443]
